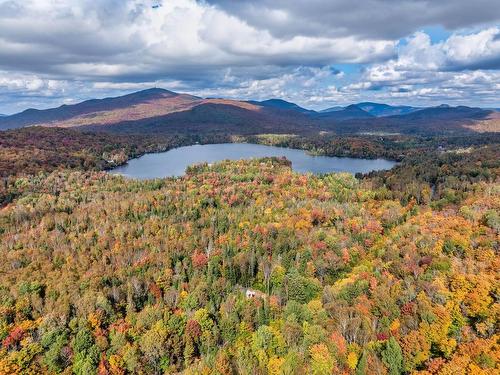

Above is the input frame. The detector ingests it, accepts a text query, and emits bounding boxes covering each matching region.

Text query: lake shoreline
[108,143,397,180]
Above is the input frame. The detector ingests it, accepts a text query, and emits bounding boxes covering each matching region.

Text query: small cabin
[245,289,265,299]
[246,289,256,298]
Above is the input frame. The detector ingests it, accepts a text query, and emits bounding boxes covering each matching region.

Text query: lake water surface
[109,143,396,179]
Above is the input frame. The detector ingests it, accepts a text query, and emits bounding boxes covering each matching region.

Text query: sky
[0,0,499,114]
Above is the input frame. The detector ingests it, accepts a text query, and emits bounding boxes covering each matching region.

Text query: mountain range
[0,88,497,135]
[320,102,421,117]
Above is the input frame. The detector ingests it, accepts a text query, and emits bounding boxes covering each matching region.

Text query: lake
[109,143,396,179]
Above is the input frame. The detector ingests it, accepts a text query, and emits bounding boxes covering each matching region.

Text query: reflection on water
[109,143,396,179]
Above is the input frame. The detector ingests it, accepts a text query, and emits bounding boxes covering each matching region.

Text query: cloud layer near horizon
[0,0,499,113]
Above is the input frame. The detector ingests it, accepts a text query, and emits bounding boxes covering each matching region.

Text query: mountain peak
[260,98,295,105]
[122,87,179,98]
[315,104,373,121]
[355,102,421,117]
[138,87,175,94]
[0,88,201,129]
[248,98,313,113]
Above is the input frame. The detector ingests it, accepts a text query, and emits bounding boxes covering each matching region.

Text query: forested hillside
[1,0,499,373]
[1,89,497,136]
[0,153,498,374]
[0,127,186,178]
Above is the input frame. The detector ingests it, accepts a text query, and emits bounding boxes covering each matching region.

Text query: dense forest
[0,127,204,206]
[0,127,194,178]
[0,127,498,374]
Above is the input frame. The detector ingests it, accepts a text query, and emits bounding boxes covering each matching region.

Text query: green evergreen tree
[381,337,404,375]
[72,326,100,375]
[355,351,367,375]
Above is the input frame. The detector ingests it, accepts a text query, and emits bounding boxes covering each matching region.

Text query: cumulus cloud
[347,28,500,106]
[444,28,500,70]
[360,28,500,85]
[207,0,500,39]
[188,66,344,103]
[0,0,499,113]
[0,0,394,79]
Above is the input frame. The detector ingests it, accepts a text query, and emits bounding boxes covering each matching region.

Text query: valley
[1,89,498,136]
[1,2,499,374]
[107,143,397,179]
[0,89,498,374]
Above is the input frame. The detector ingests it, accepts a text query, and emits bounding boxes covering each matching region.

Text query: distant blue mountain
[319,106,344,113]
[387,105,488,121]
[356,102,421,117]
[248,99,314,114]
[315,104,374,121]
[321,102,421,117]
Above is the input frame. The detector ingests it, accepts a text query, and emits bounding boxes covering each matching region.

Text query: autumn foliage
[0,140,498,374]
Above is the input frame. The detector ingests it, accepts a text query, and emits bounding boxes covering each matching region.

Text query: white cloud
[363,27,500,84]
[207,0,500,39]
[0,71,64,93]
[444,28,500,69]
[343,28,500,106]
[0,0,395,80]
[0,0,498,112]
